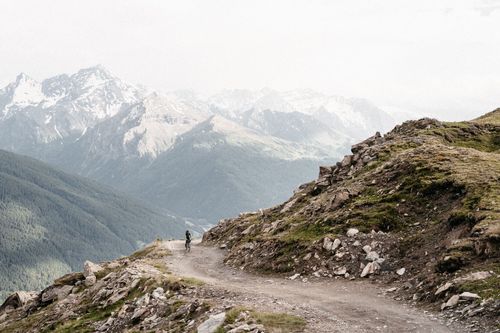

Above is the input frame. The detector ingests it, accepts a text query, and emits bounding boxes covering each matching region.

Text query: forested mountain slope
[0,150,187,301]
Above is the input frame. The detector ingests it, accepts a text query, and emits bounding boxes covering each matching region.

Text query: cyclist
[185,230,192,252]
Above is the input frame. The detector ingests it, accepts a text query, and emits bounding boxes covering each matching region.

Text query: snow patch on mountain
[122,93,210,157]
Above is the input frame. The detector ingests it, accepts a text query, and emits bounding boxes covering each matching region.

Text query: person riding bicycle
[185,230,192,252]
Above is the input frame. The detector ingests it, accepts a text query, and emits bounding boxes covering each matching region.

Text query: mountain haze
[0,67,397,223]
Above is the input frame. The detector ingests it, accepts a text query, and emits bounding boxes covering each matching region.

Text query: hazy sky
[1,0,499,120]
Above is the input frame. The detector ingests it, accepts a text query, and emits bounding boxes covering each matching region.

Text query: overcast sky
[1,0,499,120]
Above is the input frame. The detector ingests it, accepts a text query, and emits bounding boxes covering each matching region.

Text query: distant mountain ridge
[0,66,398,222]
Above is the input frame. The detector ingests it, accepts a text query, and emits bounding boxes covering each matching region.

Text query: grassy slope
[204,109,500,299]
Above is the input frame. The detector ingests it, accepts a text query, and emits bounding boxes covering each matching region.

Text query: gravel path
[164,240,464,333]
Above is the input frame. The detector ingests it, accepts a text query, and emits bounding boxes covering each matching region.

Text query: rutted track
[164,240,463,333]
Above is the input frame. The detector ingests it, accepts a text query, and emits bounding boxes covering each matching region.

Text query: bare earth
[163,240,465,333]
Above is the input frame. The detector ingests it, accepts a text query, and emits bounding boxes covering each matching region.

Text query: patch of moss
[254,311,306,332]
[281,222,332,242]
[425,122,500,153]
[447,211,477,228]
[457,264,500,299]
[179,276,205,286]
[348,203,402,232]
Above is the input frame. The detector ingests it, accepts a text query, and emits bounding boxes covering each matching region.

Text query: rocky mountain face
[203,110,500,330]
[0,66,143,158]
[0,149,191,302]
[0,67,396,223]
[0,241,305,333]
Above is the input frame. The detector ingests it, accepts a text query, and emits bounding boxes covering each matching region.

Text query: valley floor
[164,240,465,333]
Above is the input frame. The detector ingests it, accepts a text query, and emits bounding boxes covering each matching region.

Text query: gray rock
[362,245,372,254]
[152,287,166,301]
[346,228,359,237]
[131,307,148,321]
[228,323,265,333]
[330,191,350,209]
[197,312,226,333]
[360,262,380,277]
[0,291,39,312]
[41,285,73,303]
[396,268,406,276]
[323,237,334,251]
[365,251,380,262]
[441,295,460,310]
[84,274,97,287]
[435,282,453,296]
[241,225,254,235]
[332,239,341,251]
[459,292,481,301]
[333,266,347,276]
[83,260,103,278]
[280,198,298,213]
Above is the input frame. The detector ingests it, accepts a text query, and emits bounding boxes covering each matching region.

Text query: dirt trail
[164,240,462,333]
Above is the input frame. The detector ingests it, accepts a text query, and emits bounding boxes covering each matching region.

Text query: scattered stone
[459,292,481,301]
[365,251,380,262]
[386,287,398,293]
[441,295,460,310]
[197,312,226,333]
[346,228,359,237]
[323,237,334,251]
[332,239,342,251]
[228,323,265,333]
[84,274,97,287]
[396,268,406,276]
[333,266,347,276]
[323,237,341,252]
[360,262,380,277]
[435,282,453,296]
[241,225,254,235]
[362,245,372,254]
[83,261,103,278]
[219,244,227,249]
[289,273,300,280]
[152,287,166,301]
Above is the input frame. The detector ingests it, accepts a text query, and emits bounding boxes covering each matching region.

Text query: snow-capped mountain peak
[120,92,211,158]
[0,73,44,114]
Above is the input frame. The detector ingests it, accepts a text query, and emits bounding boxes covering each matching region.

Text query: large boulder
[0,291,39,312]
[41,285,73,303]
[54,272,85,286]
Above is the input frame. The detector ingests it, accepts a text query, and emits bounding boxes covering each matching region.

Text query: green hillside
[0,150,187,301]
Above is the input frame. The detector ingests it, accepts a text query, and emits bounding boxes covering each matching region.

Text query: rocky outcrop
[203,111,500,330]
[0,242,301,333]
